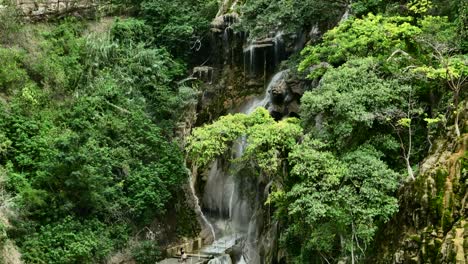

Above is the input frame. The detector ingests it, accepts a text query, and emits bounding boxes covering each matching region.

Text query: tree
[410,15,465,137]
[238,0,347,38]
[382,86,423,181]
[140,0,218,58]
[278,138,399,263]
[299,14,422,78]
[300,58,411,150]
[414,55,468,137]
[0,1,22,45]
[0,48,30,94]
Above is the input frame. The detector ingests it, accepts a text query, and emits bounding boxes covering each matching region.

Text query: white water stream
[189,172,217,241]
[199,70,287,264]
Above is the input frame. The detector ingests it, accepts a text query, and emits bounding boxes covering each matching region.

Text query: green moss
[174,194,201,238]
[424,238,439,262]
[435,169,448,193]
[410,234,422,243]
[442,209,454,233]
[428,169,449,222]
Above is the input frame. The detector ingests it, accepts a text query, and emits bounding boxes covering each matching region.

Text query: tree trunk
[406,158,415,181]
[454,92,461,137]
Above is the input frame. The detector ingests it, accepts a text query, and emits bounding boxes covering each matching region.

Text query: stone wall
[14,0,101,20]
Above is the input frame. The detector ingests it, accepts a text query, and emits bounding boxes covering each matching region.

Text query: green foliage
[243,115,302,174]
[30,19,86,91]
[0,17,196,263]
[408,0,434,15]
[111,18,153,44]
[417,16,458,55]
[0,48,30,93]
[20,217,115,264]
[458,0,468,52]
[131,241,163,264]
[0,132,11,157]
[352,0,387,17]
[3,76,186,223]
[187,111,252,166]
[299,14,422,78]
[291,5,463,261]
[280,139,399,262]
[187,108,302,174]
[0,2,22,45]
[0,222,6,246]
[140,0,218,57]
[238,0,346,38]
[414,55,468,80]
[82,36,188,128]
[301,58,411,149]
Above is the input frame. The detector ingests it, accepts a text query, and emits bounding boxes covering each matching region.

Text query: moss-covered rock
[368,133,467,264]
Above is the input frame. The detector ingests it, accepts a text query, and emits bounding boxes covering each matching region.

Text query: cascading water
[273,32,283,67]
[239,70,287,114]
[199,70,288,264]
[243,33,284,79]
[209,254,233,264]
[189,172,216,241]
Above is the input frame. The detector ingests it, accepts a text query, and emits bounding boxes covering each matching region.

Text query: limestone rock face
[267,70,310,119]
[271,79,287,104]
[370,132,467,264]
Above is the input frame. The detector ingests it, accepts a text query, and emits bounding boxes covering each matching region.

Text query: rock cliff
[371,107,467,263]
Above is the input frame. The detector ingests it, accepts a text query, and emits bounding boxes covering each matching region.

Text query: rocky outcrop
[267,70,312,120]
[370,131,467,263]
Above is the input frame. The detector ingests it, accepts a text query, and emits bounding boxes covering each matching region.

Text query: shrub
[20,217,114,264]
[111,18,153,44]
[0,48,29,94]
[0,2,22,45]
[131,241,163,264]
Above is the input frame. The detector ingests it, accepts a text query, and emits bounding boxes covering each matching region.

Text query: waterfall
[199,70,288,264]
[273,32,283,66]
[240,70,288,114]
[249,44,255,75]
[208,254,233,264]
[189,172,216,241]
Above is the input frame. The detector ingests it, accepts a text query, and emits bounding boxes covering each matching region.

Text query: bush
[0,48,30,94]
[111,18,153,44]
[0,2,23,45]
[20,217,114,264]
[140,0,218,58]
[30,19,85,91]
[131,241,163,264]
[0,16,194,264]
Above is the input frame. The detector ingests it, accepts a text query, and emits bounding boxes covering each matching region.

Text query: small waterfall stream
[189,172,216,241]
[201,70,288,264]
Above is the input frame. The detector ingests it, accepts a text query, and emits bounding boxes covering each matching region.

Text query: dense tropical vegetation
[0,1,209,262]
[188,0,467,263]
[0,0,466,263]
